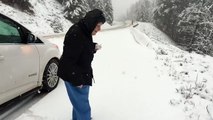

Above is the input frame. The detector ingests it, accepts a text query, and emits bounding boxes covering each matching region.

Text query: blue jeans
[64,81,91,120]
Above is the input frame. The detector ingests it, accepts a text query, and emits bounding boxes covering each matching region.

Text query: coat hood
[78,9,106,35]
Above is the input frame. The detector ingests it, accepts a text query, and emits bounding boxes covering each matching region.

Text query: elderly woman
[57,9,106,120]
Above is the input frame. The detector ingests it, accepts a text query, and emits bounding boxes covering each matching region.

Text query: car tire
[42,59,59,92]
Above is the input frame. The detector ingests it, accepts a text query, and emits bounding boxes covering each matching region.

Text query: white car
[0,13,60,106]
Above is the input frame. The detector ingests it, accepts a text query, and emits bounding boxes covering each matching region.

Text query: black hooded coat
[57,9,106,86]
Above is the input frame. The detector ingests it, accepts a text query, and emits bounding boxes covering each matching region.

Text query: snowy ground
[10,23,213,120]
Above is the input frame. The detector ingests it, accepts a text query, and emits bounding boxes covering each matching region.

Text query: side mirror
[27,33,36,43]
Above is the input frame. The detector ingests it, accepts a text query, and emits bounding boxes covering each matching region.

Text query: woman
[57,9,106,120]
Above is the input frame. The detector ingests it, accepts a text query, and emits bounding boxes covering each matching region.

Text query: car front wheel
[42,59,59,92]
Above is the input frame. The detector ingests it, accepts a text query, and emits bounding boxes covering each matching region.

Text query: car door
[0,15,39,105]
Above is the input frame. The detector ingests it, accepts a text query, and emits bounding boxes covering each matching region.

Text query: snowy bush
[156,48,168,55]
[177,78,207,100]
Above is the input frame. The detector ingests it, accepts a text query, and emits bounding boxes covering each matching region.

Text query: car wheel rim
[47,62,58,88]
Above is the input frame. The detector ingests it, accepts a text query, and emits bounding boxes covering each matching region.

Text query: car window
[0,17,22,43]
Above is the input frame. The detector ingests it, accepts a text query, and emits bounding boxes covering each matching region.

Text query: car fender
[35,43,60,86]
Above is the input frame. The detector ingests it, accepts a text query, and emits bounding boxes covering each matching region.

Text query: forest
[126,0,213,56]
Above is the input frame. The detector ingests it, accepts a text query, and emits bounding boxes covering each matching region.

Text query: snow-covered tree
[153,0,194,40]
[102,0,113,24]
[61,0,90,23]
[178,2,213,55]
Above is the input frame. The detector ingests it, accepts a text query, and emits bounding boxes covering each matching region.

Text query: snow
[1,1,213,120]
